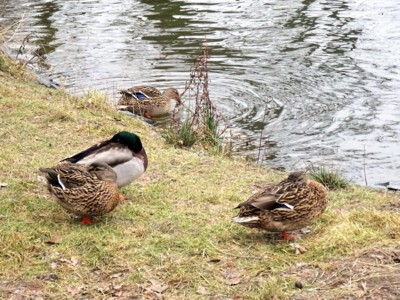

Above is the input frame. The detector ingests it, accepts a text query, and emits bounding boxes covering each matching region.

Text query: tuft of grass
[0,50,35,79]
[199,107,232,157]
[1,51,400,299]
[79,91,111,111]
[162,119,197,148]
[309,166,349,190]
[202,106,220,146]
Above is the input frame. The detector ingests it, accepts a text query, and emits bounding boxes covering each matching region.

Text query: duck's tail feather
[232,216,260,223]
[39,167,64,189]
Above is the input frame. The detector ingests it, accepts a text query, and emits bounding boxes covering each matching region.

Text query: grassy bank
[1,53,400,299]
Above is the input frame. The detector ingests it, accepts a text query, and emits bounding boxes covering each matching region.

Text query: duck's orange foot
[119,194,127,201]
[144,111,152,119]
[282,231,295,241]
[81,216,94,225]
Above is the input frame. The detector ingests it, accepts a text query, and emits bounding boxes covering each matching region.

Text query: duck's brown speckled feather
[233,172,328,232]
[40,163,120,217]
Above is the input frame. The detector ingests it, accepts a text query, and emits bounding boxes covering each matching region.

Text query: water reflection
[140,0,189,30]
[33,1,59,55]
[1,0,400,186]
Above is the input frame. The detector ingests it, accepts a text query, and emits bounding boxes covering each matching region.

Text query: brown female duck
[40,162,121,224]
[118,85,182,118]
[232,171,328,240]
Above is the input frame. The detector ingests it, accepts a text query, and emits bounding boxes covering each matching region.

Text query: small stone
[290,243,307,255]
[300,227,311,234]
[295,281,303,289]
[36,273,59,281]
[297,245,306,254]
[49,274,59,281]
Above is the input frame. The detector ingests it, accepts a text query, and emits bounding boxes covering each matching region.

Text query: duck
[117,85,182,118]
[232,171,328,240]
[61,131,147,188]
[39,162,121,224]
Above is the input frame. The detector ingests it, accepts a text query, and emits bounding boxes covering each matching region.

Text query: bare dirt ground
[289,245,400,300]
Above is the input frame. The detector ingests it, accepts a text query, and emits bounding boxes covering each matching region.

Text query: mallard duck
[39,162,120,224]
[232,171,328,240]
[61,131,147,188]
[117,86,182,118]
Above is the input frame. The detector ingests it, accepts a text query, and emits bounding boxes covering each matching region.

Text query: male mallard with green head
[118,85,182,118]
[40,162,121,224]
[232,171,328,240]
[61,131,147,188]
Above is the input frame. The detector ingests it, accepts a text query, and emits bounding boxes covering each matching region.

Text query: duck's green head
[111,131,143,153]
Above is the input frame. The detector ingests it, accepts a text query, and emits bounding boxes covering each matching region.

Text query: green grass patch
[162,119,197,148]
[1,52,400,299]
[309,165,349,190]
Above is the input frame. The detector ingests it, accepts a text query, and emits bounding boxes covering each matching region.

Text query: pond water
[1,0,400,187]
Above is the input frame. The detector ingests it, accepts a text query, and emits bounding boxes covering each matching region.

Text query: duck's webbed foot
[282,231,295,241]
[81,215,94,225]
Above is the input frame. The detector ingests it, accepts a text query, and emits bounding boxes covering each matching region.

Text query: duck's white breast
[114,157,145,187]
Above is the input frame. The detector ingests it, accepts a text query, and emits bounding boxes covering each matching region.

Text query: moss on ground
[1,53,400,299]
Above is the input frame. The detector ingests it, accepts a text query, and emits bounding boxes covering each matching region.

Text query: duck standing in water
[39,162,121,224]
[118,86,182,119]
[61,131,147,188]
[232,172,328,240]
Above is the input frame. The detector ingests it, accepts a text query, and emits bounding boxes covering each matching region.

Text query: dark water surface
[1,0,400,186]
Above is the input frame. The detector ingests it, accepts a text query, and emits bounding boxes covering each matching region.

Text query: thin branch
[5,13,26,43]
[0,0,11,18]
[363,144,368,186]
[16,32,36,60]
[256,109,268,164]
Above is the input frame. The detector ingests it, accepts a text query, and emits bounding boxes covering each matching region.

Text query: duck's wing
[62,141,134,168]
[236,186,281,211]
[236,179,303,211]
[40,164,91,190]
[131,86,162,98]
[61,139,112,163]
[120,86,161,99]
